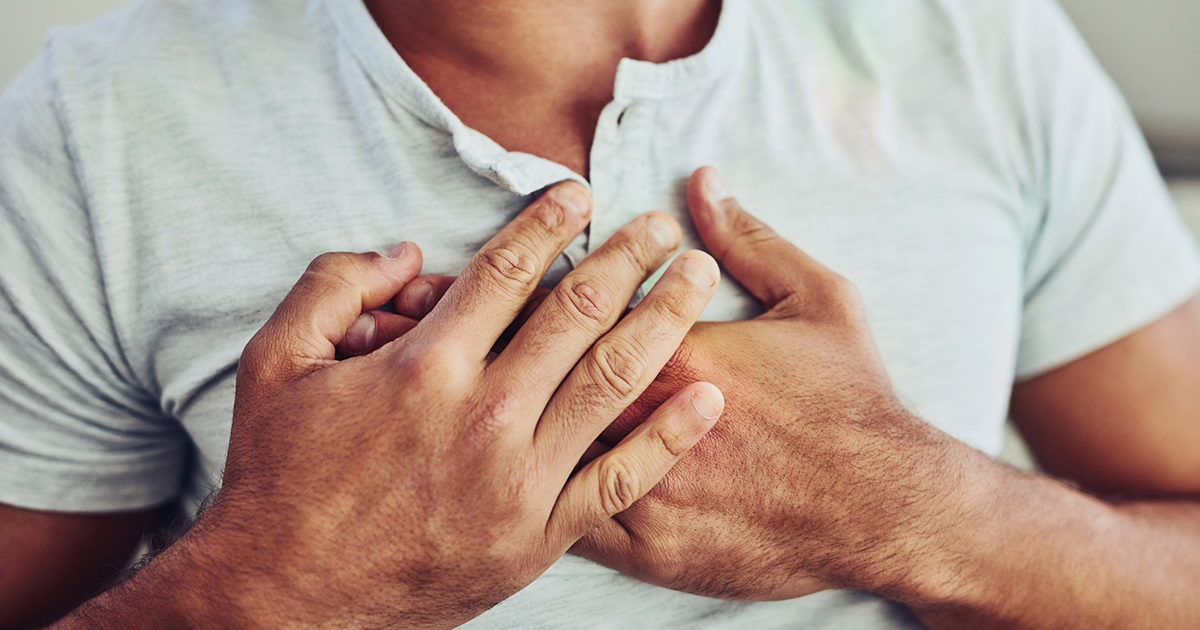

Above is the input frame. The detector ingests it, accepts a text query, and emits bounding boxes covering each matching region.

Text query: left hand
[565,168,973,602]
[350,168,976,603]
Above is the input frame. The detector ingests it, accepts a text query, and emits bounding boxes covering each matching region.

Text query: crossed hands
[205,167,970,626]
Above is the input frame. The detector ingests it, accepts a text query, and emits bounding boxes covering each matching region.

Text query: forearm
[903,454,1200,628]
[53,500,497,629]
[54,506,362,629]
[54,520,271,629]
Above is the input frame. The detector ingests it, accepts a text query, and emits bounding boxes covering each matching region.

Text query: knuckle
[396,350,437,386]
[390,339,466,392]
[542,183,591,221]
[236,332,289,390]
[649,290,697,327]
[306,251,356,274]
[820,272,863,311]
[597,457,640,514]
[587,339,647,399]
[554,276,611,326]
[772,293,808,319]
[237,335,268,377]
[649,423,690,458]
[729,218,777,251]
[477,244,540,293]
[611,227,656,270]
[661,338,696,379]
[303,252,366,293]
[640,538,688,587]
[531,192,571,230]
[472,391,521,437]
[358,250,387,265]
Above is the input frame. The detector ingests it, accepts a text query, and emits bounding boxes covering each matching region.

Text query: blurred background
[1,1,1197,466]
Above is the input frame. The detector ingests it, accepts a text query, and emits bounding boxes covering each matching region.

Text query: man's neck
[364,1,720,177]
[366,1,719,88]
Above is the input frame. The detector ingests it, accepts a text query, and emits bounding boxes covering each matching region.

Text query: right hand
[172,183,724,628]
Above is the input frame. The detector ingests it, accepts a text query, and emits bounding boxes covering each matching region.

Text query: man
[1,0,1199,627]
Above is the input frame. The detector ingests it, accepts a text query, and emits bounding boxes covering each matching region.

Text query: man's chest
[108,145,1023,512]
[86,57,1030,507]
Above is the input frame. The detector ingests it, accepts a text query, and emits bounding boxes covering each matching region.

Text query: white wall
[0,1,129,87]
[1058,0,1200,171]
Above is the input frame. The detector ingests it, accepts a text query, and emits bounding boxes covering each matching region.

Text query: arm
[549,170,1200,626]
[1011,299,1200,496]
[0,43,192,628]
[53,184,724,628]
[915,298,1200,627]
[0,505,152,628]
[327,169,1200,624]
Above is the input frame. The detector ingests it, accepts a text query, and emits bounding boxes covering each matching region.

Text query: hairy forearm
[53,522,258,629]
[53,507,357,629]
[904,456,1200,628]
[52,501,489,629]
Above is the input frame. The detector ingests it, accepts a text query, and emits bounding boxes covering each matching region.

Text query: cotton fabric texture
[1,0,1198,627]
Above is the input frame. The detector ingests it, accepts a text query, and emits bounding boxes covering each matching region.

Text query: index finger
[414,182,592,359]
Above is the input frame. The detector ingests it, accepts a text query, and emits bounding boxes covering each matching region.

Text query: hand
[370,169,970,604]
[118,184,727,628]
[568,168,968,602]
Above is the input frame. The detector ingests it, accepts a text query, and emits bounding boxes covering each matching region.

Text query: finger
[535,250,719,468]
[487,212,681,402]
[416,182,592,358]
[243,244,422,384]
[686,166,837,311]
[576,440,609,473]
[393,275,456,319]
[569,516,633,568]
[494,286,552,354]
[396,277,551,353]
[546,382,723,548]
[336,311,420,357]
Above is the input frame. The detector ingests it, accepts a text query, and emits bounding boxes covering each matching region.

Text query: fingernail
[406,282,435,315]
[385,242,410,259]
[557,183,591,216]
[346,313,375,350]
[690,387,723,421]
[647,214,679,250]
[705,171,730,202]
[680,254,717,287]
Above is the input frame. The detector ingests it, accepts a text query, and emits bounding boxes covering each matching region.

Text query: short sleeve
[0,43,187,512]
[1012,0,1200,379]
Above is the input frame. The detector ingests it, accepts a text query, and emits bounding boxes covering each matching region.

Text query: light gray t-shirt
[2,0,1198,627]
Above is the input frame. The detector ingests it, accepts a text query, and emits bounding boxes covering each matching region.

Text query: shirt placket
[587,93,659,300]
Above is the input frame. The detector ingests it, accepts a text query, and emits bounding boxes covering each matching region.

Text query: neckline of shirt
[321,0,747,195]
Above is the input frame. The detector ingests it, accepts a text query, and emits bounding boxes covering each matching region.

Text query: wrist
[173,498,467,629]
[889,447,1124,626]
[877,444,1004,611]
[163,499,351,627]
[60,500,335,629]
[827,407,1011,610]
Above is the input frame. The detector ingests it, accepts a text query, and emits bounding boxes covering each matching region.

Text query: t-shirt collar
[322,0,745,194]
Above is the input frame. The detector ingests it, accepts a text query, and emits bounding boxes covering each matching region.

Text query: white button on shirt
[1,0,1197,627]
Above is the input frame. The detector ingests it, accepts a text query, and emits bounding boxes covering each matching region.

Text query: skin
[364,0,720,176]
[3,1,1199,626]
[38,184,727,628]
[0,507,151,627]
[376,168,1200,627]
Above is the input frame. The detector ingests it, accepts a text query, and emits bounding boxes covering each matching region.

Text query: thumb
[686,166,834,311]
[242,243,423,385]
